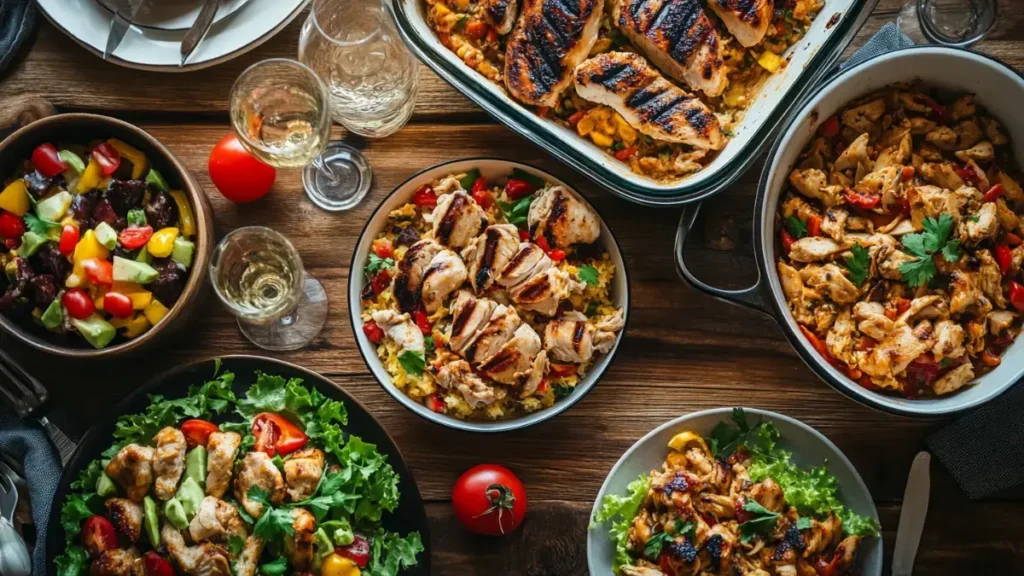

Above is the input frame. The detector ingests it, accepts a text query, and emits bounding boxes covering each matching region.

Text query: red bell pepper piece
[91,142,121,176]
[807,215,823,237]
[413,305,432,335]
[843,189,881,210]
[780,228,796,255]
[983,184,1004,202]
[412,185,437,208]
[614,146,637,161]
[252,412,308,457]
[371,238,394,259]
[363,321,385,344]
[818,115,840,137]
[548,363,577,378]
[994,244,1013,276]
[504,178,534,200]
[424,393,446,413]
[567,110,586,126]
[1009,281,1024,313]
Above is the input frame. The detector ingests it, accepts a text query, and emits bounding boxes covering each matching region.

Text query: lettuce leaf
[113,369,236,447]
[366,530,424,576]
[591,473,650,570]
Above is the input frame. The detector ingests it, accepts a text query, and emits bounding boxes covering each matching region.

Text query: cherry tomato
[63,288,95,319]
[504,178,534,200]
[208,134,276,203]
[780,228,796,255]
[818,115,840,137]
[252,412,308,457]
[59,224,80,255]
[142,552,175,576]
[0,211,25,239]
[518,229,530,241]
[424,393,446,413]
[31,143,66,178]
[473,188,494,210]
[547,363,576,378]
[82,258,114,286]
[413,306,432,335]
[548,249,566,262]
[995,244,1013,276]
[807,215,823,237]
[181,419,220,448]
[92,142,122,176]
[983,184,1004,203]
[1009,281,1024,313]
[103,292,134,318]
[363,321,385,344]
[372,238,394,259]
[81,515,118,557]
[465,19,489,40]
[567,110,586,126]
[118,226,154,250]
[370,269,391,295]
[453,464,527,536]
[614,146,636,161]
[335,535,372,568]
[843,189,881,210]
[412,185,438,208]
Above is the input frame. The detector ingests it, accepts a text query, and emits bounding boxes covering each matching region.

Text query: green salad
[56,364,423,576]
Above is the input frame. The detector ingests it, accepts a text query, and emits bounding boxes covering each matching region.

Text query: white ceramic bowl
[348,158,630,432]
[587,408,882,576]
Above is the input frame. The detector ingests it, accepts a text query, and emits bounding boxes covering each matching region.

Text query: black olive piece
[28,274,57,307]
[145,191,179,230]
[106,179,148,216]
[150,260,188,306]
[31,244,71,279]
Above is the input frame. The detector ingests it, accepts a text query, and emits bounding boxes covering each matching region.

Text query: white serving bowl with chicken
[348,159,629,432]
[675,46,1024,416]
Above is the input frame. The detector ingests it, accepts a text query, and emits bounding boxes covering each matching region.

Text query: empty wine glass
[897,0,998,47]
[210,227,328,351]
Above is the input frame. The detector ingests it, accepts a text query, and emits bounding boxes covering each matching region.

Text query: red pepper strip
[1009,281,1024,313]
[799,325,837,366]
[995,244,1013,276]
[548,249,566,262]
[818,115,840,137]
[780,228,796,255]
[363,321,385,344]
[983,184,1004,203]
[413,305,432,335]
[252,412,308,457]
[92,143,121,176]
[412,185,437,208]
[843,189,881,210]
[613,146,636,161]
[807,215,823,237]
[567,110,586,126]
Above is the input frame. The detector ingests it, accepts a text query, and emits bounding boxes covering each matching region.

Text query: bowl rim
[585,406,882,575]
[0,112,213,358]
[756,45,1024,416]
[347,157,632,432]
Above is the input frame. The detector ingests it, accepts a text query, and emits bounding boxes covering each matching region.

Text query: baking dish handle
[674,202,769,315]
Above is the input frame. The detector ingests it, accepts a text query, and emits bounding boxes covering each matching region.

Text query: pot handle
[674,202,770,315]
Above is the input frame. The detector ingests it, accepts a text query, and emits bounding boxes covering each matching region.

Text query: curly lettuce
[591,473,651,570]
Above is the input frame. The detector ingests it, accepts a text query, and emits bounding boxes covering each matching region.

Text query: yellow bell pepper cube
[757,51,783,73]
[76,158,104,193]
[107,139,149,180]
[92,286,108,311]
[120,314,151,338]
[143,299,169,325]
[72,229,110,281]
[0,180,30,216]
[128,291,153,310]
[589,131,614,148]
[147,227,179,258]
[168,191,196,238]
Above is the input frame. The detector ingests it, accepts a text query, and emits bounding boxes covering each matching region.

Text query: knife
[180,0,221,67]
[103,0,147,60]
[892,451,931,576]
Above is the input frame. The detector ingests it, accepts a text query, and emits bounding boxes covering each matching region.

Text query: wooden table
[3,1,1024,573]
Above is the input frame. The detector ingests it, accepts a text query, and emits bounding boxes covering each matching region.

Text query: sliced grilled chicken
[371,310,426,354]
[706,0,773,47]
[105,444,154,502]
[233,452,285,520]
[284,509,317,572]
[233,537,265,576]
[436,358,507,408]
[161,524,232,576]
[504,0,604,107]
[544,309,624,362]
[448,290,498,353]
[283,448,325,502]
[393,240,442,313]
[462,224,521,292]
[517,351,549,397]
[152,427,186,501]
[463,304,522,365]
[430,190,487,250]
[106,498,144,544]
[91,548,142,576]
[528,186,600,248]
[189,497,247,543]
[497,243,552,289]
[611,0,726,96]
[483,0,519,34]
[509,266,585,316]
[205,431,241,499]
[575,52,725,149]
[478,323,544,384]
[421,249,468,313]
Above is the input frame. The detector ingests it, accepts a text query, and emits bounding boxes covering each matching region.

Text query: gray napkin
[0,407,60,576]
[840,22,915,71]
[0,0,38,74]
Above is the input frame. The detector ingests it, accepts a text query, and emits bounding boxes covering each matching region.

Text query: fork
[0,349,77,466]
[0,458,16,522]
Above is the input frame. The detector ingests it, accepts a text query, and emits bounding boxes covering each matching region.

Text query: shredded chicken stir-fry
[777,85,1024,398]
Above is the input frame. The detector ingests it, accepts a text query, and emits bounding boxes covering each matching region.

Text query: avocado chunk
[112,256,158,284]
[176,476,205,521]
[143,496,160,547]
[94,221,118,250]
[40,297,64,330]
[96,473,117,497]
[185,446,208,487]
[35,190,73,222]
[164,498,189,530]
[146,168,169,192]
[16,231,49,257]
[136,246,152,264]
[171,237,195,268]
[70,315,117,349]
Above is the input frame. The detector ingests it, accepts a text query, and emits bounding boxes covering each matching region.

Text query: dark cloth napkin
[0,0,38,74]
[0,406,62,576]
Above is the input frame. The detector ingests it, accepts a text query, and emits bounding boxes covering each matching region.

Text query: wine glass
[897,0,998,47]
[298,0,419,139]
[210,227,328,351]
[229,58,371,212]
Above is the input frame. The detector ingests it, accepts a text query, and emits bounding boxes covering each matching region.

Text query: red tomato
[118,226,154,250]
[63,288,95,319]
[818,115,840,137]
[780,228,796,255]
[372,239,394,259]
[412,185,438,208]
[901,165,915,181]
[547,363,576,378]
[995,245,1013,276]
[81,515,118,557]
[614,146,637,161]
[252,412,308,457]
[370,269,391,295]
[548,249,566,262]
[0,211,25,239]
[453,464,527,536]
[181,419,220,448]
[1009,281,1024,313]
[82,258,114,286]
[470,176,489,194]
[567,110,586,126]
[473,188,494,210]
[413,306,432,335]
[91,143,121,176]
[208,134,276,203]
[504,178,534,200]
[335,535,372,568]
[59,224,80,255]
[363,321,385,344]
[518,229,529,241]
[31,143,66,178]
[983,184,1004,203]
[807,215,823,237]
[843,189,881,210]
[425,393,446,413]
[103,292,134,318]
[142,552,175,576]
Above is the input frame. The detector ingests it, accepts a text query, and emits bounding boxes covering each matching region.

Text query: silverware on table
[180,0,222,66]
[892,451,931,576]
[104,0,148,60]
[0,459,31,576]
[0,349,77,466]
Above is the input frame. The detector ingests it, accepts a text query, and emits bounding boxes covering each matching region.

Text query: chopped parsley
[899,214,961,287]
[739,500,781,543]
[365,253,395,276]
[796,516,813,530]
[577,264,600,286]
[398,350,426,376]
[844,244,870,285]
[497,194,534,228]
[423,336,435,355]
[23,212,61,239]
[260,558,289,576]
[127,209,147,227]
[674,519,696,540]
[227,535,246,556]
[643,530,673,558]
[785,216,808,239]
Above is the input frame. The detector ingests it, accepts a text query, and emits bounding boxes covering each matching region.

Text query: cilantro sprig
[365,253,395,276]
[577,265,600,286]
[844,244,870,285]
[785,216,808,239]
[739,500,781,543]
[899,214,961,287]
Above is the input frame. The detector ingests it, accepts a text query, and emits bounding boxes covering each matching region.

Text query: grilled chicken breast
[430,191,487,250]
[152,427,186,501]
[205,431,241,499]
[91,548,142,576]
[496,243,552,288]
[706,0,773,47]
[448,290,498,353]
[544,309,624,362]
[393,240,443,313]
[105,444,155,502]
[463,304,522,365]
[436,358,507,408]
[483,0,519,34]
[575,52,724,149]
[162,524,232,576]
[283,448,325,502]
[189,497,247,543]
[504,0,604,107]
[528,186,600,248]
[611,0,726,96]
[462,224,521,292]
[234,452,285,520]
[509,265,584,316]
[371,310,426,354]
[421,249,469,313]
[284,509,317,572]
[233,536,265,576]
[106,498,144,544]
[478,323,544,384]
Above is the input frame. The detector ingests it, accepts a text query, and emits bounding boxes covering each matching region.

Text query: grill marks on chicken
[205,431,241,499]
[162,524,232,576]
[234,452,285,520]
[106,498,144,544]
[395,239,468,313]
[431,190,487,249]
[189,497,247,543]
[394,240,443,312]
[528,186,601,249]
[152,427,186,501]
[483,0,519,34]
[462,224,520,292]
[105,444,155,502]
[283,448,325,502]
[544,309,625,362]
[706,0,773,47]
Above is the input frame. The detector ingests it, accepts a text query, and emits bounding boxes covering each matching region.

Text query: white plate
[587,408,883,576]
[38,0,309,72]
[93,0,252,31]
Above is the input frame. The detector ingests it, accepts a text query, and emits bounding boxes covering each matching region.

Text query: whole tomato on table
[208,134,276,203]
[453,464,527,535]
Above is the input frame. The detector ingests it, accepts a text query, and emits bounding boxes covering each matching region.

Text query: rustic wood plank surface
[2,1,1024,574]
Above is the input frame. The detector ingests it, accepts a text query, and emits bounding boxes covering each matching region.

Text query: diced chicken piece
[105,444,155,502]
[189,497,247,543]
[91,548,142,576]
[841,99,886,133]
[780,195,821,222]
[925,126,959,151]
[574,52,725,149]
[778,261,817,326]
[788,169,843,207]
[750,478,784,513]
[801,264,859,305]
[961,203,999,245]
[804,513,843,557]
[949,270,993,316]
[919,162,965,190]
[948,94,975,122]
[982,116,1009,146]
[995,200,1020,234]
[462,224,521,292]
[996,170,1024,203]
[393,240,443,312]
[834,133,870,172]
[853,302,893,341]
[152,427,187,501]
[447,290,498,354]
[421,248,468,313]
[463,304,522,365]
[106,498,144,544]
[874,132,911,170]
[933,363,975,396]
[431,190,487,249]
[954,119,983,150]
[895,295,942,326]
[976,249,1007,308]
[436,358,507,408]
[825,310,856,367]
[778,261,805,302]
[497,242,552,288]
[543,310,621,363]
[908,117,937,136]
[233,537,265,576]
[371,310,425,355]
[205,432,241,499]
[931,320,966,362]
[908,185,967,230]
[857,167,902,208]
[504,0,603,107]
[233,452,285,520]
[482,0,519,34]
[509,265,584,316]
[283,448,325,502]
[528,186,601,248]
[860,322,933,380]
[788,237,851,263]
[705,0,772,47]
[161,524,231,576]
[284,508,317,572]
[988,311,1015,334]
[955,141,994,163]
[478,323,543,384]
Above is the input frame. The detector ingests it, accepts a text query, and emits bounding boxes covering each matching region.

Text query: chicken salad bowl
[48,356,429,576]
[349,158,629,432]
